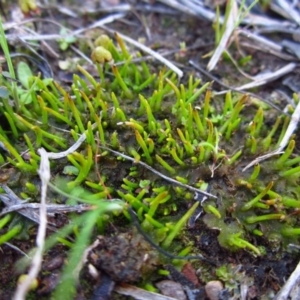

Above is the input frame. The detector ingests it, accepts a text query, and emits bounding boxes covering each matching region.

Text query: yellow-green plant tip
[246,214,285,224]
[280,165,300,178]
[25,182,37,193]
[121,119,144,133]
[135,130,153,165]
[123,178,139,189]
[123,193,149,212]
[4,111,18,138]
[227,232,261,255]
[85,181,105,191]
[171,245,193,266]
[112,65,133,99]
[175,176,188,184]
[95,115,105,144]
[155,154,176,174]
[236,179,252,188]
[37,95,48,125]
[115,32,130,59]
[281,227,300,236]
[148,191,171,217]
[86,121,96,150]
[250,136,257,154]
[276,116,290,148]
[223,91,233,116]
[0,214,12,229]
[284,156,300,168]
[282,197,300,208]
[249,164,260,182]
[177,128,194,156]
[0,153,4,164]
[252,107,264,137]
[143,283,157,293]
[129,148,141,162]
[0,135,25,165]
[110,131,119,149]
[67,96,85,133]
[111,91,121,109]
[202,89,212,128]
[276,140,295,166]
[56,237,74,248]
[180,83,186,102]
[136,74,156,93]
[197,144,205,163]
[41,129,66,148]
[153,186,167,193]
[206,205,221,218]
[158,269,170,276]
[170,148,185,166]
[0,224,22,246]
[193,109,205,137]
[186,103,194,140]
[162,201,199,249]
[220,95,246,134]
[144,214,165,228]
[262,116,281,150]
[253,229,263,236]
[114,108,126,123]
[187,81,211,105]
[139,94,157,133]
[241,181,273,211]
[80,91,97,122]
[226,149,242,165]
[166,77,180,103]
[145,138,154,154]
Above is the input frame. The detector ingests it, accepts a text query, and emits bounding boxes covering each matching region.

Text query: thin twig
[0,202,92,216]
[207,0,237,71]
[274,260,300,300]
[115,283,177,300]
[189,60,285,114]
[99,26,183,78]
[13,148,50,300]
[98,145,217,199]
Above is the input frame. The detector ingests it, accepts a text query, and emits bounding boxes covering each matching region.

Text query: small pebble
[156,280,187,300]
[205,280,223,300]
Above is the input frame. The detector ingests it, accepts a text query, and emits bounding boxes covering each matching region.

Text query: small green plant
[0,27,300,299]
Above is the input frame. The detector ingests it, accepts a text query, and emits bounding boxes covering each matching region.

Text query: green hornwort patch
[0,32,300,296]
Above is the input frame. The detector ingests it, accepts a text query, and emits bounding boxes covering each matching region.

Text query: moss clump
[1,33,300,296]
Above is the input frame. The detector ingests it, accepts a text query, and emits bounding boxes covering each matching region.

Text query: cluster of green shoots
[0,25,300,297]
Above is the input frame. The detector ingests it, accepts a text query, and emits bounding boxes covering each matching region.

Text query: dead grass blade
[274,260,300,300]
[99,26,183,77]
[99,145,216,199]
[115,283,177,300]
[207,0,237,71]
[13,148,50,300]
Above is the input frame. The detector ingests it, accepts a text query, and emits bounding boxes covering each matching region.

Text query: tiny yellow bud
[17,274,39,290]
[19,0,37,14]
[91,46,112,64]
[94,35,111,49]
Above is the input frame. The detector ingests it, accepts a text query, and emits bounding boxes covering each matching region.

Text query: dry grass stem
[115,283,177,300]
[207,0,238,71]
[13,148,50,300]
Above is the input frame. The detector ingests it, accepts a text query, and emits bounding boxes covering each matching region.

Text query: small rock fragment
[205,280,223,300]
[156,280,187,300]
[181,262,199,287]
